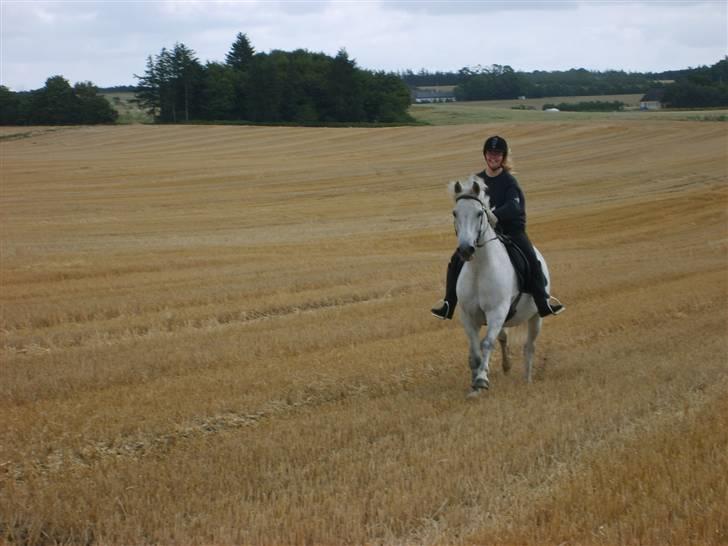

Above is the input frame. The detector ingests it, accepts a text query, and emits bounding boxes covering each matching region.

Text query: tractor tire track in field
[2,284,415,355]
[2,358,448,484]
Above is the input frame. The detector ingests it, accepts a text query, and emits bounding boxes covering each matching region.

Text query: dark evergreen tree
[134,44,204,122]
[155,48,177,121]
[134,49,176,121]
[324,49,365,121]
[134,55,162,118]
[200,62,237,120]
[245,51,286,122]
[285,49,327,122]
[226,32,255,71]
[172,43,204,122]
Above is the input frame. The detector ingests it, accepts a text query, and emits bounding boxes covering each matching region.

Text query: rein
[455,194,498,248]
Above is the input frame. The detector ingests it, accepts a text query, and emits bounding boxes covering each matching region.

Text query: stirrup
[540,296,565,317]
[431,301,451,320]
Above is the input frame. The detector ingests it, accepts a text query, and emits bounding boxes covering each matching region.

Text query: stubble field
[1,120,727,545]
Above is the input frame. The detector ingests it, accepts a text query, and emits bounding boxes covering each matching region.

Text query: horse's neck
[473,237,514,278]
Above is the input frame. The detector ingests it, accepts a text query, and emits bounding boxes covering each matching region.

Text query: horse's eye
[452,211,457,218]
[477,211,483,218]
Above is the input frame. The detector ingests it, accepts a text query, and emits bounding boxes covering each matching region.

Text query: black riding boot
[528,258,566,317]
[529,262,554,316]
[431,250,464,320]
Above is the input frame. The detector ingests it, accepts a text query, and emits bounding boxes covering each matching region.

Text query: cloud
[1,0,725,91]
[382,0,577,15]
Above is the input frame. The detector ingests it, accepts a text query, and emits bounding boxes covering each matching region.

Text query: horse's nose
[458,244,475,261]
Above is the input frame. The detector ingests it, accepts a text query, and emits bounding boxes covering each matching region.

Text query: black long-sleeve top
[476,169,526,235]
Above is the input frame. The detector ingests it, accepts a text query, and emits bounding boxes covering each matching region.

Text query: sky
[1,0,726,92]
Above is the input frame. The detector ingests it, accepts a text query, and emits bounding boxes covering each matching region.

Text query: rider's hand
[485,208,498,228]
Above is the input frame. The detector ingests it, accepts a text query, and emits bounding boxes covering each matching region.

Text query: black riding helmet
[483,135,508,157]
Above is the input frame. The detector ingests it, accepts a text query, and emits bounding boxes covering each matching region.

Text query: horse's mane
[448,174,491,207]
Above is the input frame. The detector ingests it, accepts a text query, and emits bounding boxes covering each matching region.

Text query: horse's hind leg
[498,329,511,374]
[523,314,542,383]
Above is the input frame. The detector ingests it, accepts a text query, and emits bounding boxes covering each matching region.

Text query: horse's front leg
[472,308,509,392]
[460,311,484,392]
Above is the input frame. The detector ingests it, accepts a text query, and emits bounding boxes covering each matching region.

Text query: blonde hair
[502,153,515,173]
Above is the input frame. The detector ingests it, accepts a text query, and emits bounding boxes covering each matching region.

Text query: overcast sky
[1,0,726,91]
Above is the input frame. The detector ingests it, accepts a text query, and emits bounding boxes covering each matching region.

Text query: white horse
[449,175,549,395]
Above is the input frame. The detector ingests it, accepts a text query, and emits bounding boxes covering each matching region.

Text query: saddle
[497,234,530,293]
[492,233,532,324]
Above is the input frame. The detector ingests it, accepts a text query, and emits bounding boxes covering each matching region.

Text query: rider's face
[485,150,504,171]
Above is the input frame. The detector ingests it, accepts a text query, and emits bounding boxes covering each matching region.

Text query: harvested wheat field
[1,121,727,545]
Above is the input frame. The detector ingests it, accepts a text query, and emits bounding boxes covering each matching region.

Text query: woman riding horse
[431,135,565,320]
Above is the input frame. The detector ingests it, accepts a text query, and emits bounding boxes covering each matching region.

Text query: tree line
[2,41,725,127]
[661,57,728,108]
[134,34,413,124]
[404,65,655,99]
[404,58,728,107]
[0,77,117,125]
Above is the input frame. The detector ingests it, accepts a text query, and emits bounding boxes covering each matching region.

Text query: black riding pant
[505,231,548,300]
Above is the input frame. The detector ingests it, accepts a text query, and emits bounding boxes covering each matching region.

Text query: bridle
[454,194,499,248]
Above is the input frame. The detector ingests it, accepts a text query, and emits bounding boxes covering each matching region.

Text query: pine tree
[201,62,237,120]
[226,33,255,71]
[135,44,203,122]
[172,43,202,122]
[326,49,365,121]
[155,48,176,122]
[134,55,162,118]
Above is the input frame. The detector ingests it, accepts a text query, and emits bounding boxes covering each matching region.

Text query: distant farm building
[411,88,457,103]
[640,88,666,110]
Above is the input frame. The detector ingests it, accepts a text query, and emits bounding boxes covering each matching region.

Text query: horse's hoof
[466,389,482,399]
[473,377,490,390]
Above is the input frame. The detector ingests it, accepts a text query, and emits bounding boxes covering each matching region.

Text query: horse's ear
[454,181,462,194]
[471,180,481,195]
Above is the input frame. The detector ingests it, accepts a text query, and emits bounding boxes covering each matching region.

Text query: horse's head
[449,175,492,261]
